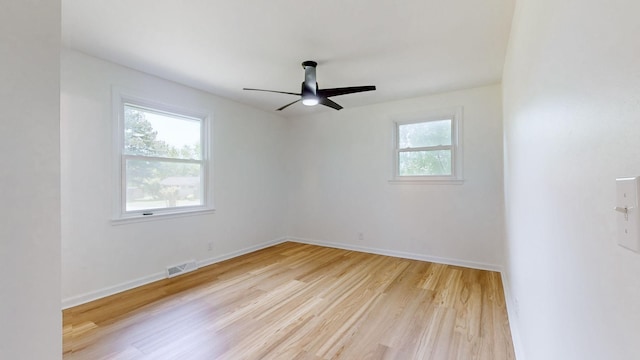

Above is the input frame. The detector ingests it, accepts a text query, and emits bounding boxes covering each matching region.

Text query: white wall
[502,0,640,359]
[0,1,62,359]
[286,85,505,268]
[61,51,289,305]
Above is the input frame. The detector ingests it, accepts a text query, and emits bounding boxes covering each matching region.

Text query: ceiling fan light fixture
[302,97,319,106]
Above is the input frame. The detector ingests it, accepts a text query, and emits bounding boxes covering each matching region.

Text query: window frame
[111,87,214,223]
[390,107,464,184]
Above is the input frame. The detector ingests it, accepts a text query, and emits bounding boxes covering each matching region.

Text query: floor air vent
[166,260,198,278]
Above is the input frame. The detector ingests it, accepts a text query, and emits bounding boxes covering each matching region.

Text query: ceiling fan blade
[276,99,301,111]
[317,86,376,98]
[243,88,301,96]
[319,97,343,110]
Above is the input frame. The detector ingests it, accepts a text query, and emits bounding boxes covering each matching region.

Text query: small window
[113,89,213,221]
[392,107,463,183]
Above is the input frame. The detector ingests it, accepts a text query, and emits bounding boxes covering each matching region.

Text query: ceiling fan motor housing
[302,61,318,97]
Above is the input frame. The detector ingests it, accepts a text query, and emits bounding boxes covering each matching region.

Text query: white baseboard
[61,237,288,309]
[287,236,503,272]
[197,237,288,268]
[62,271,165,310]
[500,271,526,360]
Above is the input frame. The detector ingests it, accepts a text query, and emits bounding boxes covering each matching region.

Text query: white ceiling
[62,0,515,117]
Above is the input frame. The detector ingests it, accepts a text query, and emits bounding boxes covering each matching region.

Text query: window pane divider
[398,145,452,152]
[123,154,203,164]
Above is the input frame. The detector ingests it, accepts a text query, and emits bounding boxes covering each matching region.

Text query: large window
[393,107,463,183]
[113,90,212,220]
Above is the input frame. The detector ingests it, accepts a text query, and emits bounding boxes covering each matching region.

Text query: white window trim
[389,106,464,185]
[111,86,215,224]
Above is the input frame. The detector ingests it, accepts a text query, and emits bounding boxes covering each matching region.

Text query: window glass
[398,119,451,148]
[125,159,202,211]
[124,104,201,160]
[399,150,452,176]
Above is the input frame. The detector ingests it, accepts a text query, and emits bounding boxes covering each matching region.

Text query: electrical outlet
[207,242,213,251]
[358,232,364,241]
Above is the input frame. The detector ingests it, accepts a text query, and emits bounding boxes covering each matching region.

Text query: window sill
[111,208,216,225]
[388,178,465,185]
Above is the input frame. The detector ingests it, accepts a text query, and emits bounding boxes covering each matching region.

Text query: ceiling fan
[243,61,376,111]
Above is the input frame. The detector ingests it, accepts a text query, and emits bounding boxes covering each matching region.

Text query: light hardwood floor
[63,242,515,359]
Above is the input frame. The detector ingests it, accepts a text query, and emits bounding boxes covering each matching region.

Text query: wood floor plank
[63,242,515,359]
